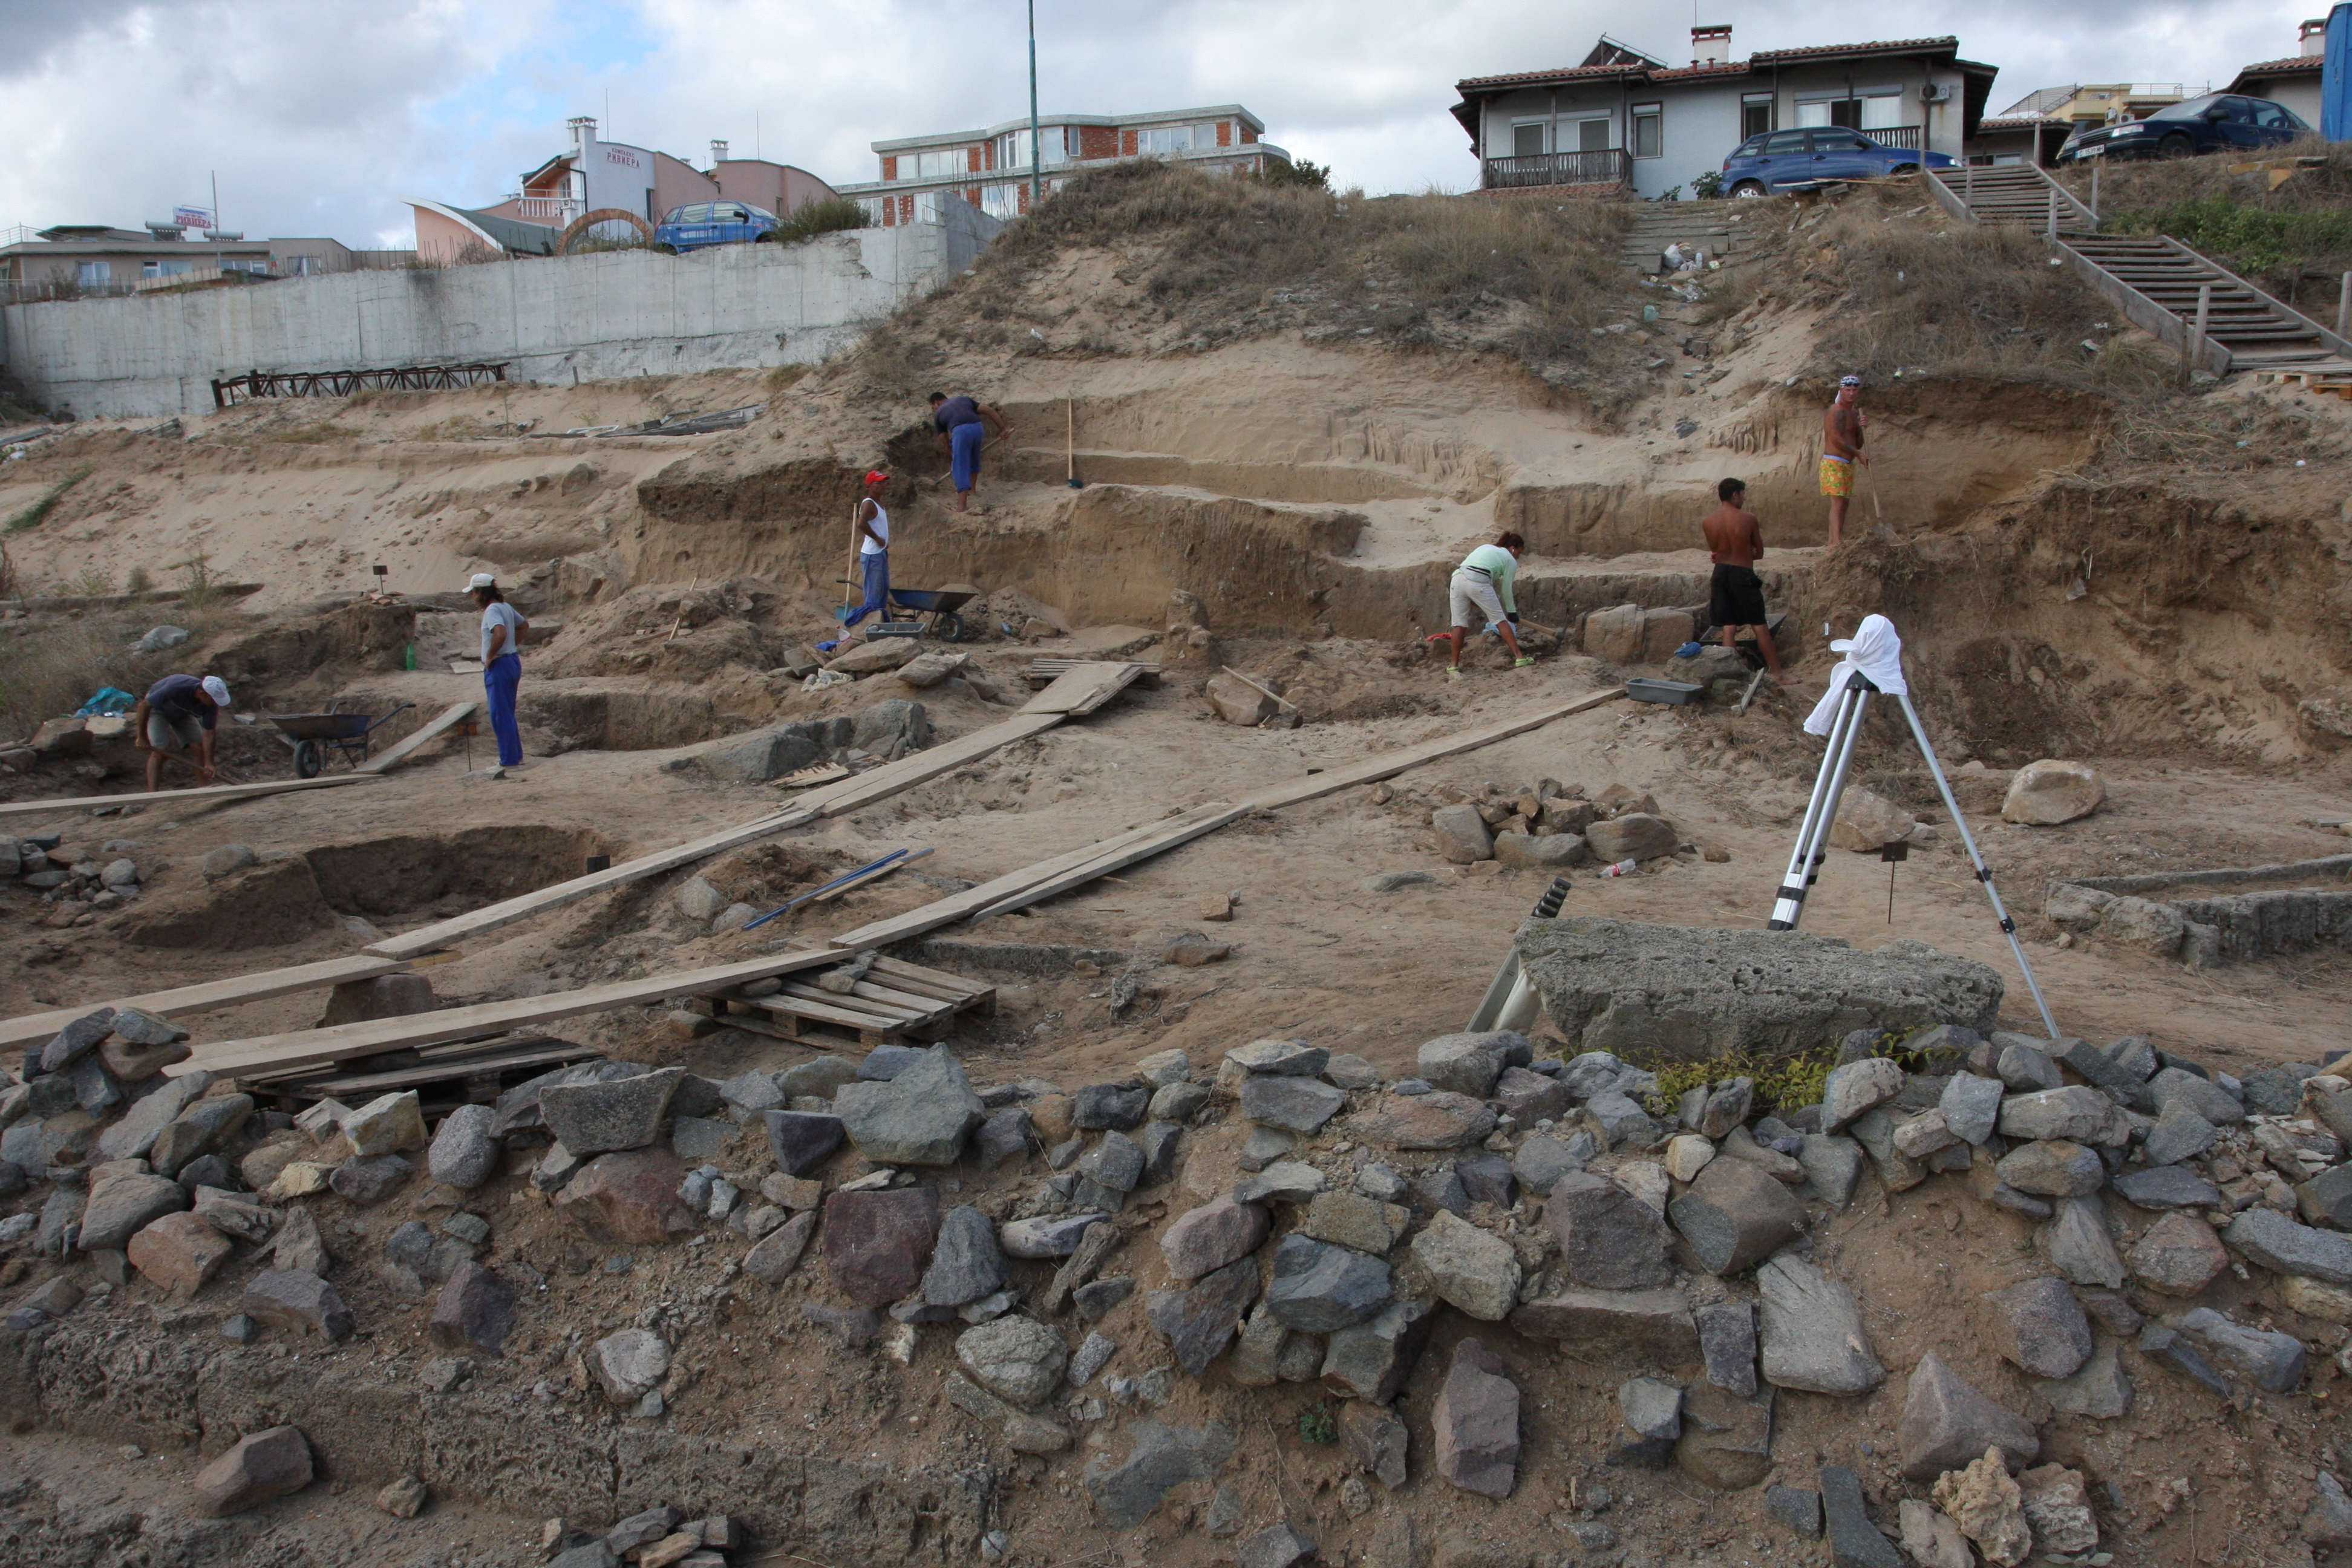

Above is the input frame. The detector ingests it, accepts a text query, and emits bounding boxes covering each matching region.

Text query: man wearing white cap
[468,573,528,768]
[131,671,230,790]
[1820,374,1869,549]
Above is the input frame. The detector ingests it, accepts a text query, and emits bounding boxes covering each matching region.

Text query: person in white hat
[469,573,529,767]
[131,671,231,790]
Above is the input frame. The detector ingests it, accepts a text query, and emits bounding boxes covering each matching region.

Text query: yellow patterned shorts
[1818,456,1854,498]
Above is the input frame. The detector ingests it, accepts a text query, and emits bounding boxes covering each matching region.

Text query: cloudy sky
[0,0,2320,246]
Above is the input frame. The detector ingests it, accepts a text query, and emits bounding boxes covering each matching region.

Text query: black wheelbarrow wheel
[293,739,322,779]
[933,612,966,644]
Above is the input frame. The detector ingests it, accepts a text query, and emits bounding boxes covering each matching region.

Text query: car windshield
[2148,95,2223,122]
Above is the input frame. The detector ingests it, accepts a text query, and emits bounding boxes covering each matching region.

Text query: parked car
[653,200,779,253]
[2056,93,2312,163]
[1721,128,1958,196]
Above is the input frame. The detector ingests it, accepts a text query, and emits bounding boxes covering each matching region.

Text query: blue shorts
[950,420,985,492]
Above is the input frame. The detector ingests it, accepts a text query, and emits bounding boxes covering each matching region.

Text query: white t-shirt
[480,601,524,662]
[861,503,890,557]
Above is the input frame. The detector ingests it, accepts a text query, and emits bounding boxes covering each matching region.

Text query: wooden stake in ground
[1220,666,1299,713]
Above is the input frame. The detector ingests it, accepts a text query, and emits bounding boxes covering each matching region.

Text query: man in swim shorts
[1701,477,1785,684]
[1820,373,1868,549]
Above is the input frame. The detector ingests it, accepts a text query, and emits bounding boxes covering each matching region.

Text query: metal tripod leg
[1768,676,1872,930]
[1890,692,2060,1039]
[1466,876,1575,1032]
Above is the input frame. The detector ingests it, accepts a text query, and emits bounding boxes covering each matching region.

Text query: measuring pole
[1027,0,1042,210]
[2337,270,2350,342]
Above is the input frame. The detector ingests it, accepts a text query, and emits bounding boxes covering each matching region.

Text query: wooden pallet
[1027,658,1162,687]
[697,953,995,1048]
[252,1034,598,1102]
[1020,661,1153,716]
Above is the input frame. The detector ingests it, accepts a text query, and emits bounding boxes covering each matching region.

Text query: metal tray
[1625,677,1704,706]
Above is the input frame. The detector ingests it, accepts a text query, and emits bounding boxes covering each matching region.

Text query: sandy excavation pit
[6,164,2352,1568]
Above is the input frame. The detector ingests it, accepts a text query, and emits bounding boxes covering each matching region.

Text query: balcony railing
[1865,125,1925,151]
[1481,148,1633,191]
[510,196,584,224]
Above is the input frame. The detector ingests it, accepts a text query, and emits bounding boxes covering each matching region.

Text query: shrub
[776,197,868,246]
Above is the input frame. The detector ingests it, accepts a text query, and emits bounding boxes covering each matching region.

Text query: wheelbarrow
[831,581,979,643]
[267,699,416,777]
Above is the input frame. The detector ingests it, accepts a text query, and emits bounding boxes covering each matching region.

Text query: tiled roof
[1750,36,1959,62]
[2235,55,2322,76]
[1975,116,2046,130]
[1459,36,1971,94]
[1646,61,1756,82]
[1456,62,1648,90]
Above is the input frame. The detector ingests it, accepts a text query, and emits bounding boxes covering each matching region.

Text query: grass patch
[1631,1025,1956,1119]
[767,362,815,392]
[774,196,867,246]
[5,467,91,532]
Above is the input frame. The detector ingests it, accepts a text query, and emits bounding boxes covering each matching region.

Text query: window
[1578,117,1610,152]
[1512,122,1545,158]
[1811,129,1870,152]
[1860,94,1905,131]
[287,255,321,276]
[1741,94,1774,138]
[1001,127,1070,171]
[1138,125,1196,155]
[76,261,110,287]
[981,183,1023,219]
[222,258,269,275]
[1631,104,1661,158]
[716,204,748,221]
[1761,129,1808,155]
[1798,90,1902,130]
[142,259,192,280]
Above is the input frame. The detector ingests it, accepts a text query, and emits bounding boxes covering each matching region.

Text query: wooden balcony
[1480,148,1633,191]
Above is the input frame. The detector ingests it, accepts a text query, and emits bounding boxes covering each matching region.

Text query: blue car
[2056,93,2312,164]
[653,200,778,253]
[1721,128,1957,196]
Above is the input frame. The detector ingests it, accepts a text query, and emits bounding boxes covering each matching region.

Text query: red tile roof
[1457,37,1968,94]
[1750,36,1959,62]
[2234,55,2322,76]
[1455,62,1650,90]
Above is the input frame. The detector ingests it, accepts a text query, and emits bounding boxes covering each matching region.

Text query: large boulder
[823,1187,941,1306]
[1581,604,1644,664]
[695,721,835,784]
[1517,916,2002,1057]
[1432,1338,1520,1499]
[832,1047,985,1165]
[2002,760,2105,825]
[1206,673,1278,727]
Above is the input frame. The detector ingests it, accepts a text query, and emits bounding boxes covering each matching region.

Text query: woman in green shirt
[1445,532,1535,679]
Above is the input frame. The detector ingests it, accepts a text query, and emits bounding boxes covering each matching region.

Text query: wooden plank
[796,711,1065,817]
[1069,665,1149,716]
[728,990,904,1040]
[0,954,413,1051]
[775,981,932,1024]
[256,1037,596,1095]
[0,773,385,824]
[967,803,1254,923]
[176,949,841,1080]
[356,700,481,774]
[865,954,992,998]
[1220,665,1299,712]
[1241,686,1627,810]
[1020,662,1140,716]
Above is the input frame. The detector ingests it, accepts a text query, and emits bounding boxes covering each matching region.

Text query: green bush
[1256,157,1332,191]
[776,197,868,246]
[2112,196,2352,278]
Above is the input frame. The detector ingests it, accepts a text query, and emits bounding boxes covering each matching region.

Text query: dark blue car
[653,200,778,253]
[2056,93,2312,164]
[1721,128,1958,196]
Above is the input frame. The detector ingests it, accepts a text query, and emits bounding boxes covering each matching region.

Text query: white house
[1450,29,1998,200]
[2228,19,2330,128]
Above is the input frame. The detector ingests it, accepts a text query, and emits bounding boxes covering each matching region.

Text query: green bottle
[403,642,416,671]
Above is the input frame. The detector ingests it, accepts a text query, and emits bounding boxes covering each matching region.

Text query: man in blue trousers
[928,391,1010,513]
[469,572,527,767]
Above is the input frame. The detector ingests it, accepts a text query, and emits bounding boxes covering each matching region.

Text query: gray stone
[833,1047,984,1165]
[763,1110,845,1177]
[540,1067,682,1154]
[1134,1121,1184,1187]
[1940,1073,2004,1145]
[1998,1086,2124,1145]
[2117,1166,2220,1213]
[1985,1276,2092,1379]
[1148,1079,1210,1124]
[1148,1257,1260,1376]
[1264,1234,1391,1332]
[1581,1090,1661,1150]
[428,1260,517,1356]
[2307,1472,2352,1550]
[273,1206,330,1276]
[956,1315,1068,1406]
[776,1056,859,1099]
[590,1328,672,1403]
[1411,1210,1521,1321]
[1228,1301,1291,1388]
[1765,1485,1823,1541]
[1797,1134,1864,1208]
[2151,1066,2244,1126]
[1416,1032,1520,1098]
[2224,1207,2352,1283]
[715,1068,785,1120]
[38,1010,116,1074]
[1077,1131,1146,1193]
[1068,1328,1119,1387]
[1559,1050,1630,1099]
[1511,1285,1700,1361]
[2137,1324,2232,1395]
[1995,1037,2063,1092]
[1995,1140,2104,1198]
[1511,1133,1589,1197]
[2033,1333,2133,1419]
[1340,1400,1410,1491]
[1074,1277,1134,1321]
[670,1114,735,1164]
[1301,1190,1408,1255]
[1673,1382,1775,1491]
[1432,803,1495,863]
[69,1055,122,1116]
[822,1186,940,1306]
[1082,1420,1236,1530]
[1073,1082,1151,1131]
[1586,813,1677,863]
[1546,1172,1674,1293]
[1161,1197,1269,1279]
[426,1103,500,1190]
[1432,1338,1519,1499]
[2129,1211,2230,1296]
[606,1506,682,1555]
[1320,1295,1435,1403]
[1324,1053,1380,1090]
[975,1106,1034,1171]
[1237,1524,1313,1568]
[2241,1067,2304,1116]
[2175,1307,2305,1393]
[924,1204,1010,1306]
[1516,916,2002,1060]
[858,1044,927,1080]
[742,1210,818,1282]
[1819,1466,1904,1568]
[76,1172,188,1252]
[1224,1039,1330,1077]
[151,1093,253,1177]
[1233,1161,1328,1204]
[1238,1125,1299,1170]
[191,1425,313,1518]
[1697,1301,1757,1396]
[1240,1075,1345,1135]
[329,1153,412,1204]
[1757,1253,1883,1395]
[1669,1158,1805,1276]
[1454,1152,1516,1209]
[1002,1212,1111,1259]
[2042,1196,2127,1288]
[1821,1058,1907,1133]
[242,1269,355,1341]
[2142,1102,2221,1167]
[1619,1376,1682,1440]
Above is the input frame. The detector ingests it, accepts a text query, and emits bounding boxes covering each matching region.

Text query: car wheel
[653,243,677,255]
[753,232,776,243]
[1731,180,1767,198]
[2161,135,2195,160]
[1889,163,1919,177]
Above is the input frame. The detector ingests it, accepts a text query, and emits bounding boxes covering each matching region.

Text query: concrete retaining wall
[2047,854,2352,965]
[0,203,999,419]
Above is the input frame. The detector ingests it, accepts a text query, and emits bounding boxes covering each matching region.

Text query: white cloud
[0,0,2324,246]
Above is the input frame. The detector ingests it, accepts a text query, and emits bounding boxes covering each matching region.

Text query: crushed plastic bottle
[1602,858,1638,878]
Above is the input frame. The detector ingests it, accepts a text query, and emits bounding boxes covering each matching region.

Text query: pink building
[405,119,839,260]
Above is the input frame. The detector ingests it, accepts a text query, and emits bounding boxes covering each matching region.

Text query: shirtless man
[1820,373,1868,548]
[1702,477,1785,684]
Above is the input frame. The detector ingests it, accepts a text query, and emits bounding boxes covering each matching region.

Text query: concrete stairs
[1620,204,1754,274]
[2062,234,2348,370]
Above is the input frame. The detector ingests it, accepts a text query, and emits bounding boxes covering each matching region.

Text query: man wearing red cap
[826,471,895,645]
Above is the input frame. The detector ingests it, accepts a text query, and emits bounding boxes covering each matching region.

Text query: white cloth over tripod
[1803,613,1909,736]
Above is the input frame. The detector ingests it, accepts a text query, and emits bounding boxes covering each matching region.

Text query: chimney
[711,139,729,166]
[1692,24,1732,66]
[568,116,597,155]
[2301,17,2328,56]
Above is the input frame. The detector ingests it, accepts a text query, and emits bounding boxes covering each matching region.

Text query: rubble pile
[5,827,148,928]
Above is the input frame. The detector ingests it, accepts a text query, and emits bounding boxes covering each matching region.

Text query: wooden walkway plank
[0,773,385,824]
[965,803,1253,923]
[1020,662,1142,716]
[0,954,413,1051]
[175,949,840,1080]
[797,711,1064,817]
[356,700,482,774]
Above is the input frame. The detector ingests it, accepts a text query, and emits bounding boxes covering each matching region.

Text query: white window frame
[1630,103,1662,159]
[1510,119,1548,157]
[1572,114,1613,153]
[77,260,110,287]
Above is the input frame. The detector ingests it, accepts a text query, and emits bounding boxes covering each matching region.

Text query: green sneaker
[1513,656,1537,668]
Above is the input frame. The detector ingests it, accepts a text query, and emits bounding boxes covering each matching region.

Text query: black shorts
[1709,563,1767,630]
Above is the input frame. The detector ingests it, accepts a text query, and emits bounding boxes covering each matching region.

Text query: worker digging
[1442,531,1537,682]
[128,672,229,791]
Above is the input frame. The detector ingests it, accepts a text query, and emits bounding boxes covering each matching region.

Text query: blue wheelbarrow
[267,699,416,777]
[831,582,978,642]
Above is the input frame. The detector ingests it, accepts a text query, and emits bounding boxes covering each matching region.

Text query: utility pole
[1028,0,1042,209]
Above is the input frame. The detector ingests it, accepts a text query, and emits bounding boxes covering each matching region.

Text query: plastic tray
[1625,678,1704,706]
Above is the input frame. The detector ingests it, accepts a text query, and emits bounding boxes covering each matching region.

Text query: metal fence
[1480,149,1634,190]
[212,361,512,408]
